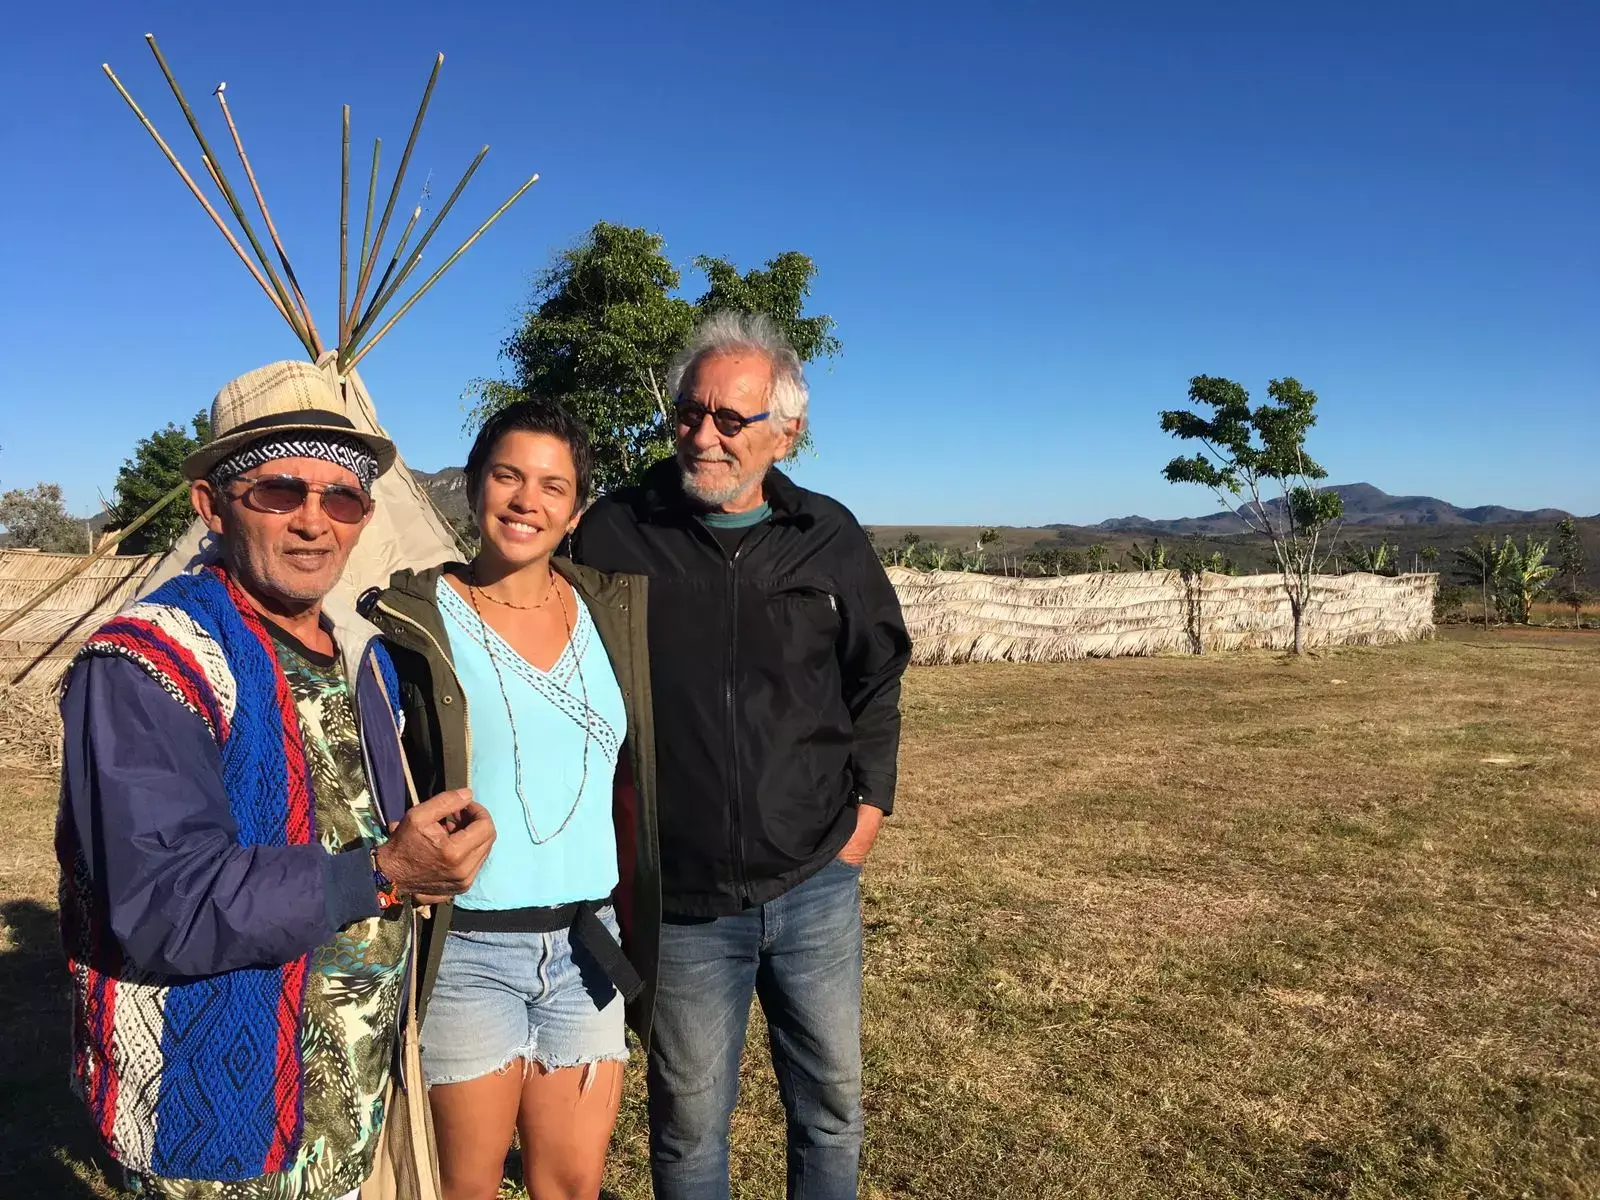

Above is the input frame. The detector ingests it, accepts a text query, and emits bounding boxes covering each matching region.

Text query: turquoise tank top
[437,577,624,909]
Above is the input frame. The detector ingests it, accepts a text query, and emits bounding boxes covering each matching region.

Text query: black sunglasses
[228,475,373,524]
[674,400,771,438]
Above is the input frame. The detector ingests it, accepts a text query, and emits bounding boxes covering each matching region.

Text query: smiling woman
[364,397,663,1200]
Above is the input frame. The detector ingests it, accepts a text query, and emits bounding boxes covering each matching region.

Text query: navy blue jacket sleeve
[60,656,380,977]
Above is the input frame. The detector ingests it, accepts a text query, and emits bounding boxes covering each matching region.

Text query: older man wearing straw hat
[57,359,494,1200]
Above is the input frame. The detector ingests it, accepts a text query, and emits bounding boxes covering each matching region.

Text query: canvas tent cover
[141,361,458,608]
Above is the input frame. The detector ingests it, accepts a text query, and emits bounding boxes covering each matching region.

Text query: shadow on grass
[0,898,115,1198]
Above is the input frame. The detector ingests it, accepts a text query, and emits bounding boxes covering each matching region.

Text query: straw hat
[183,354,397,482]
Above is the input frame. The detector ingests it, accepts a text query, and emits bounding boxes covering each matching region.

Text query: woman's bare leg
[516,1059,626,1200]
[429,1062,526,1200]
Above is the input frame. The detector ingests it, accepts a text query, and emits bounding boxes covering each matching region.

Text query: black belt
[449,900,644,1003]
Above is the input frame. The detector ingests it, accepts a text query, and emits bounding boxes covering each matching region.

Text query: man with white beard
[571,312,911,1200]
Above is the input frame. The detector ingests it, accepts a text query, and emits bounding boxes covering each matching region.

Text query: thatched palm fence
[1,549,162,687]
[0,549,162,772]
[889,567,1435,665]
[0,552,1434,767]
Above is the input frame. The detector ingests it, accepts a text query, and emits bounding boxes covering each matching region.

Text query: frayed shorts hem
[426,1044,629,1088]
[419,916,630,1088]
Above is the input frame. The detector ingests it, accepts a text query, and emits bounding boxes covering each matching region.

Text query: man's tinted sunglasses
[228,475,373,524]
[675,400,770,437]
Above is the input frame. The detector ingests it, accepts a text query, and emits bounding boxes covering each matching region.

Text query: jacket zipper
[724,524,773,907]
[725,544,745,905]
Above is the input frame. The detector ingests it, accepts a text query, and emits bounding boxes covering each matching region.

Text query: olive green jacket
[361,560,661,1049]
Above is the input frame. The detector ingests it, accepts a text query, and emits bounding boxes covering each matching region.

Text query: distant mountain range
[416,467,470,527]
[1083,483,1579,537]
[412,472,1582,536]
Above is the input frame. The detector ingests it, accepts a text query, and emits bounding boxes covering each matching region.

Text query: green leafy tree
[884,531,922,569]
[1086,543,1117,572]
[1127,538,1169,570]
[1453,534,1510,629]
[1419,545,1440,574]
[1497,536,1556,624]
[1021,549,1054,576]
[469,222,839,492]
[107,410,211,553]
[1553,517,1587,625]
[693,251,842,364]
[966,527,1001,573]
[1346,540,1398,576]
[0,482,86,552]
[1160,376,1343,654]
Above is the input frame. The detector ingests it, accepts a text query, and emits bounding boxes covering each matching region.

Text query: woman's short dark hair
[464,397,595,514]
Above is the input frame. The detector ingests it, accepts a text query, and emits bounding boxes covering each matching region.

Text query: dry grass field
[3,626,1597,1198]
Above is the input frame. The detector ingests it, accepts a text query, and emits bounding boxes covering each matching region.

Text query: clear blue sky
[3,1,1595,525]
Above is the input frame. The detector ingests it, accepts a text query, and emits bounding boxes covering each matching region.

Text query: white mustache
[684,453,736,466]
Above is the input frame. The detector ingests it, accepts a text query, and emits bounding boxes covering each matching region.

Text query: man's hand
[374,788,494,905]
[836,802,885,868]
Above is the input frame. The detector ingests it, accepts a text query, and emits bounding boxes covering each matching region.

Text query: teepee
[108,34,540,605]
[0,34,539,657]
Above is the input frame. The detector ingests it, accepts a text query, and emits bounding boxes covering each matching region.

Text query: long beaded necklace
[465,565,591,846]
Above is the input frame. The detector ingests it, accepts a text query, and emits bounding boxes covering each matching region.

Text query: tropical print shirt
[128,624,409,1200]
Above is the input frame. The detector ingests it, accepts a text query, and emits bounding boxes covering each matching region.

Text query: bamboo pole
[339,106,351,351]
[102,64,295,327]
[344,172,540,371]
[348,145,489,346]
[215,87,323,355]
[358,205,422,329]
[143,35,314,354]
[357,139,381,301]
[0,481,189,639]
[347,53,443,338]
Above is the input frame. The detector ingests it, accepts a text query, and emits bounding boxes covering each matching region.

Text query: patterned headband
[207,433,380,492]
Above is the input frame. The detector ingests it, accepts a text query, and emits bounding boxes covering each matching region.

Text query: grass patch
[5,626,1598,1197]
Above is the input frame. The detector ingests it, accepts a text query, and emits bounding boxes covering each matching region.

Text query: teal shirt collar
[699,502,772,529]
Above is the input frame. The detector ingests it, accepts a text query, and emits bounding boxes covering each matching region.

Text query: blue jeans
[648,857,864,1200]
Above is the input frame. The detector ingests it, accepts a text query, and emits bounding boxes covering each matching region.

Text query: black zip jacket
[570,461,910,917]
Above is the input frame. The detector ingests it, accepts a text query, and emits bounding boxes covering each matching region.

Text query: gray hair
[666,311,809,428]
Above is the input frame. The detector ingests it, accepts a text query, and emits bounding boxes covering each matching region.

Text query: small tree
[890,531,921,568]
[1497,536,1556,624]
[1553,517,1588,626]
[0,482,86,552]
[1419,545,1440,574]
[1086,543,1117,572]
[1175,550,1209,654]
[1160,376,1344,654]
[107,410,211,553]
[965,527,1001,573]
[1127,538,1169,570]
[1453,534,1510,629]
[1346,541,1398,576]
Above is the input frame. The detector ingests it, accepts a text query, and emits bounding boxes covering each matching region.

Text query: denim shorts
[420,905,628,1086]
